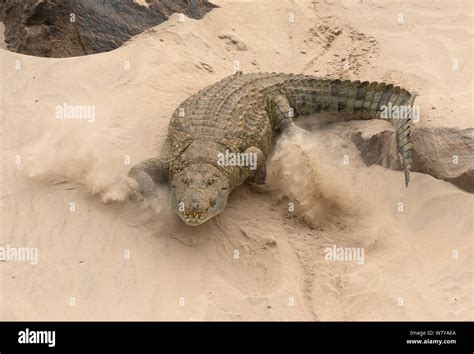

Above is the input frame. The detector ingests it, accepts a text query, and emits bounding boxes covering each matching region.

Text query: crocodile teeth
[184,210,209,220]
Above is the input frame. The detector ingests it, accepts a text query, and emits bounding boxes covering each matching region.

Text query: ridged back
[167,72,416,186]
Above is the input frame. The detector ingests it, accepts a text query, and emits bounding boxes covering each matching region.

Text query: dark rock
[352,127,474,192]
[351,129,401,171]
[2,0,216,58]
[0,0,4,21]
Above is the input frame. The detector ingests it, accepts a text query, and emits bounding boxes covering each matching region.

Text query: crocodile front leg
[128,157,169,206]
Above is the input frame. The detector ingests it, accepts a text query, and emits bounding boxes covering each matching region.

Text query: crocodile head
[171,163,230,226]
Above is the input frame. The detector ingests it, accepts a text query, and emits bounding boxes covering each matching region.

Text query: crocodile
[128,72,416,226]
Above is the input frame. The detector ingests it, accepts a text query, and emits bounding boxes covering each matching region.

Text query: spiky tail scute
[282,77,417,186]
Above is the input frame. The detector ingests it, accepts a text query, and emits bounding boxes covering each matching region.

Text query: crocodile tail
[282,77,417,187]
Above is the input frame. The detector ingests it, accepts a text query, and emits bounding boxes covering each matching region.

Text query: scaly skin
[128,72,416,226]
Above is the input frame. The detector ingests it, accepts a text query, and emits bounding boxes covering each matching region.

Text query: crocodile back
[167,73,292,157]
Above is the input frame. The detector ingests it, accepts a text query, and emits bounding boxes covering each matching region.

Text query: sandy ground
[1,0,472,320]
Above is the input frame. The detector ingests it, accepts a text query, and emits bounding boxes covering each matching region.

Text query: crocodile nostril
[190,198,200,211]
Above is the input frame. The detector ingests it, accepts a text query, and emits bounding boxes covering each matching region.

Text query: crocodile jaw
[177,208,219,226]
[171,188,229,227]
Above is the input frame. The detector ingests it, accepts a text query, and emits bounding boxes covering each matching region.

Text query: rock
[198,61,214,72]
[1,0,216,58]
[218,32,247,51]
[351,129,401,170]
[352,127,474,192]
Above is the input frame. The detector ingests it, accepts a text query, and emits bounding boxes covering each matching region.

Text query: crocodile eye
[208,178,216,185]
